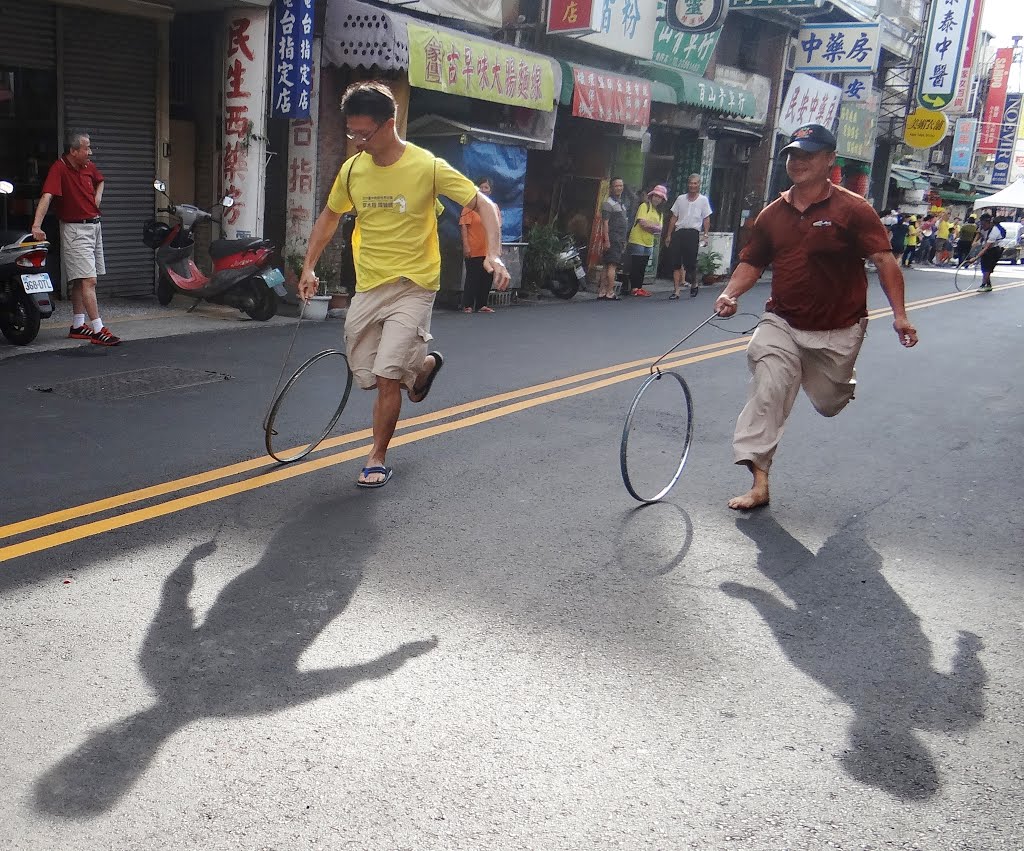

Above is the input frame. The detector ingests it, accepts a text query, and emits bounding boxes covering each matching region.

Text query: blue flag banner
[991,92,1021,187]
[272,0,315,119]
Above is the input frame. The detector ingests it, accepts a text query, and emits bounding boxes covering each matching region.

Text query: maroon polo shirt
[41,156,104,222]
[739,183,892,331]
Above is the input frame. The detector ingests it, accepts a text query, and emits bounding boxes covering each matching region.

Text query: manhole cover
[32,366,231,400]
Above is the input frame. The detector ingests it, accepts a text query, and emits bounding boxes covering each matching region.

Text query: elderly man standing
[714,124,918,510]
[32,131,120,346]
[665,174,712,299]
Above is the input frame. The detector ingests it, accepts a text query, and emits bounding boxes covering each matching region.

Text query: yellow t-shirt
[936,219,952,239]
[628,201,663,248]
[327,142,477,292]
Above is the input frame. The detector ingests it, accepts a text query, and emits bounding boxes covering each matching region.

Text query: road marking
[3,281,1022,562]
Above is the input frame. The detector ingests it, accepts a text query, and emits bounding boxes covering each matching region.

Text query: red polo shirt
[739,183,892,331]
[41,156,104,222]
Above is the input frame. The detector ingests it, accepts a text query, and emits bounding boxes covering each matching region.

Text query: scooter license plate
[22,273,53,293]
[573,265,586,280]
[262,267,285,289]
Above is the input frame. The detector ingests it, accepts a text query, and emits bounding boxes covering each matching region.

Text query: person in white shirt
[664,174,713,299]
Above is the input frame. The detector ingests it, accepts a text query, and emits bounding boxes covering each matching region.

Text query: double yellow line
[1,282,1019,563]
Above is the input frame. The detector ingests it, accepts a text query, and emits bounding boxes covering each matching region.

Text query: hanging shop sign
[271,0,315,119]
[950,0,985,113]
[222,9,269,238]
[949,117,978,173]
[579,0,657,59]
[778,73,841,136]
[728,0,819,6]
[836,102,876,162]
[653,1,720,74]
[841,74,872,102]
[978,47,1013,155]
[794,23,879,73]
[571,66,651,126]
[903,107,948,149]
[407,23,555,112]
[916,0,971,110]
[547,0,599,35]
[285,39,320,263]
[991,93,1021,187]
[663,0,728,33]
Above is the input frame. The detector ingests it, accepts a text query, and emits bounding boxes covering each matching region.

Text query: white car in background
[997,221,1022,264]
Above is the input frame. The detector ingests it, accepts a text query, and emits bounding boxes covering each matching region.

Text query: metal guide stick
[649,312,723,375]
[263,298,307,434]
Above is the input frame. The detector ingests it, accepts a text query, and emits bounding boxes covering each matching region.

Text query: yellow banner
[407,22,554,112]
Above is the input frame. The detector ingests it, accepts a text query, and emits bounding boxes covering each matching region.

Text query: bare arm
[31,193,53,240]
[665,213,678,246]
[297,204,343,300]
[464,191,509,290]
[701,214,711,242]
[713,262,765,316]
[460,221,472,258]
[870,250,918,347]
[95,181,104,208]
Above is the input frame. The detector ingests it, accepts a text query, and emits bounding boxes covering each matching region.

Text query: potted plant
[697,249,725,285]
[522,223,561,295]
[285,251,333,320]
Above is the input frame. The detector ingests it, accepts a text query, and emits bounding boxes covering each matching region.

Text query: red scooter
[143,179,285,320]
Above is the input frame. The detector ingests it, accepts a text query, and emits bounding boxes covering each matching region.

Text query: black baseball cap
[781,124,837,154]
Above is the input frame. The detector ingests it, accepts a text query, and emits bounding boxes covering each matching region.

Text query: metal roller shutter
[0,1,57,70]
[61,7,157,297]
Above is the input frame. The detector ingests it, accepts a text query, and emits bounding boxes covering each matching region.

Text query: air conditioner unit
[930,148,947,165]
[786,39,800,73]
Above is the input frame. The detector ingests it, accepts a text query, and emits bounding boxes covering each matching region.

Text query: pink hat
[648,184,668,200]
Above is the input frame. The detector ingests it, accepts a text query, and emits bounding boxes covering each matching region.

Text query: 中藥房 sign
[271,0,315,119]
[794,23,879,73]
[916,0,971,111]
[407,23,555,112]
[571,66,651,126]
[778,73,842,136]
[991,93,1021,186]
[949,117,978,173]
[903,107,948,149]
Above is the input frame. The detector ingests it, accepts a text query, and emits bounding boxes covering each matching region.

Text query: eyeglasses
[345,122,384,143]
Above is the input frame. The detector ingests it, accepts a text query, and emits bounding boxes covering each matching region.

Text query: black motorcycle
[0,180,55,345]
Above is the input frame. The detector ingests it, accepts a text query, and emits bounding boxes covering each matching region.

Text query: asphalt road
[1,264,1022,850]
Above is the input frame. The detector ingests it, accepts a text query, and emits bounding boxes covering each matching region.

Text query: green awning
[557,60,675,106]
[635,62,756,119]
[890,167,929,190]
[937,189,978,203]
[958,180,973,191]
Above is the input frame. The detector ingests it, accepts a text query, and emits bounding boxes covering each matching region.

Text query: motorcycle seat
[0,230,42,249]
[208,238,268,259]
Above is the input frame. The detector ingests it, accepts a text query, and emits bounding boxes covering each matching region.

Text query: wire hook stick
[262,298,307,433]
[649,312,724,375]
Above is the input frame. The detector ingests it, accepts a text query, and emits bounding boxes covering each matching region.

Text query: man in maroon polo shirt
[32,131,121,346]
[714,124,918,510]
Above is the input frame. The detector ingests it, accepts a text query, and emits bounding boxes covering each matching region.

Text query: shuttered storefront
[0,1,57,70]
[62,7,157,297]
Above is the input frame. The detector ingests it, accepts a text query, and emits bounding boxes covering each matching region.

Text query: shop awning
[890,167,930,190]
[558,60,676,106]
[937,189,979,203]
[557,61,653,126]
[406,114,553,151]
[635,63,756,120]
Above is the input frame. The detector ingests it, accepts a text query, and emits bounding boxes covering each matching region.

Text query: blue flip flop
[356,465,393,488]
[409,351,444,403]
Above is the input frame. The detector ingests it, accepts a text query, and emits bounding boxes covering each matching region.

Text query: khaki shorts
[344,278,435,390]
[59,221,106,284]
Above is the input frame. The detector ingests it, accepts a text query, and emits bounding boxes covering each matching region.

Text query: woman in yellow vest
[901,216,919,268]
[624,184,668,296]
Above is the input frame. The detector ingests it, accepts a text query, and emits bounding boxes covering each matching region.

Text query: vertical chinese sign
[991,93,1021,186]
[949,0,985,113]
[916,0,971,110]
[949,117,978,173]
[223,9,270,239]
[978,47,1012,155]
[272,0,315,119]
[285,39,320,267]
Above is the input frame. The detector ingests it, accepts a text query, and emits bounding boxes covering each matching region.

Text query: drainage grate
[32,366,231,400]
[488,290,515,307]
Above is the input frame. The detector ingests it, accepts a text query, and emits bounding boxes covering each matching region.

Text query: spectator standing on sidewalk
[935,211,953,265]
[713,123,917,511]
[460,177,501,314]
[889,213,909,260]
[955,215,977,266]
[598,177,628,300]
[665,174,712,299]
[901,216,919,268]
[31,131,120,346]
[917,214,936,264]
[623,184,667,297]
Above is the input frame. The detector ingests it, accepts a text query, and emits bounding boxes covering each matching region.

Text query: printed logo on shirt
[361,194,408,212]
[812,220,833,228]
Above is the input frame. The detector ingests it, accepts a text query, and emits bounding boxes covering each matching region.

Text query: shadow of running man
[721,513,985,800]
[34,500,437,818]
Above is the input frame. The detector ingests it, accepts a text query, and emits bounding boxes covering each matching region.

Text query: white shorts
[60,221,106,283]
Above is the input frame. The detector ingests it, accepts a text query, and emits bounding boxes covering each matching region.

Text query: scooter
[544,235,585,300]
[0,180,55,345]
[144,179,286,320]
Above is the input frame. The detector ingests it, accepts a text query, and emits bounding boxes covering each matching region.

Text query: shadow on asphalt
[613,501,693,577]
[33,498,436,819]
[721,512,986,800]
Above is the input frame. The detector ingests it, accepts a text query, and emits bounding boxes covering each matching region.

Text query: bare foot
[728,465,770,510]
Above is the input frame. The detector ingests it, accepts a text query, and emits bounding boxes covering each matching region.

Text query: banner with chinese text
[991,93,1021,186]
[579,0,657,59]
[571,67,651,126]
[794,23,879,73]
[979,47,1012,154]
[285,39,320,262]
[271,0,315,119]
[836,102,876,162]
[407,23,555,112]
[950,0,985,113]
[653,0,720,74]
[949,117,978,173]
[778,73,842,135]
[916,0,971,110]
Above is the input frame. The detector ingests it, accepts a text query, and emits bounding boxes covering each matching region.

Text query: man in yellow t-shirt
[934,211,953,265]
[298,82,508,488]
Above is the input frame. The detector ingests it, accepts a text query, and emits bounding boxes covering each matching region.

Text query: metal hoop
[620,369,695,504]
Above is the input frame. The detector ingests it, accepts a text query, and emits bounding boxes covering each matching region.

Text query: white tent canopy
[973,177,1024,210]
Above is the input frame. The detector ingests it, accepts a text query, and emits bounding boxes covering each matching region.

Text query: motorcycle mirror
[0,180,13,195]
[221,195,235,208]
[153,179,167,193]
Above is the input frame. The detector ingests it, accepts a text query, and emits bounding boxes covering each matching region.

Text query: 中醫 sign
[571,66,651,126]
[916,0,971,111]
[794,23,879,73]
[407,23,555,112]
[903,107,948,149]
[778,73,842,136]
[949,117,978,173]
[991,93,1021,186]
[271,0,315,119]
